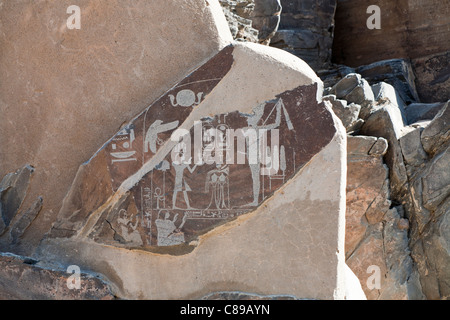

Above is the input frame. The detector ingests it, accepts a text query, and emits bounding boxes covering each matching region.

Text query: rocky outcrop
[0,0,448,301]
[219,0,282,44]
[332,0,450,103]
[0,253,114,300]
[38,41,350,300]
[0,0,233,256]
[219,0,259,42]
[271,0,337,71]
[407,102,450,299]
[325,69,449,299]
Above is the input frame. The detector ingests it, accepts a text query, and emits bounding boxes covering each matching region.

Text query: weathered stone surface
[372,82,407,124]
[355,59,419,105]
[0,252,114,300]
[219,0,259,42]
[9,197,44,245]
[322,95,360,132]
[346,208,421,300]
[360,101,409,201]
[332,0,449,103]
[406,126,449,300]
[413,52,450,103]
[346,135,389,257]
[406,102,445,125]
[327,74,375,120]
[332,0,450,67]
[399,127,428,169]
[0,165,34,236]
[421,146,450,213]
[331,73,361,99]
[249,0,282,44]
[411,198,450,300]
[37,42,348,300]
[0,0,233,255]
[421,101,450,156]
[271,0,337,71]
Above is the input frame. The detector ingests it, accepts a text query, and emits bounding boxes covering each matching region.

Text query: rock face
[345,135,421,300]
[271,0,337,71]
[0,253,114,300]
[38,42,349,300]
[407,102,450,299]
[0,0,233,255]
[219,0,282,44]
[324,67,449,299]
[219,0,259,42]
[332,0,450,103]
[1,0,448,302]
[249,0,282,44]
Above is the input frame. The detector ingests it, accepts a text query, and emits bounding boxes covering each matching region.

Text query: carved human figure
[116,209,143,246]
[205,164,229,209]
[172,161,198,209]
[155,211,187,246]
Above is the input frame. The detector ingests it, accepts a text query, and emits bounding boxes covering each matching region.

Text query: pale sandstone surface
[0,0,232,254]
[34,41,349,300]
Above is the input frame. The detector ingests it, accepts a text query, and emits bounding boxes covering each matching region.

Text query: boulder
[346,208,421,300]
[360,101,409,200]
[39,42,349,300]
[219,0,259,42]
[249,0,282,44]
[270,0,337,71]
[413,52,450,103]
[421,101,450,156]
[355,59,419,105]
[372,82,407,124]
[406,102,445,125]
[399,127,428,169]
[346,135,389,257]
[0,165,35,239]
[322,95,361,132]
[0,252,114,300]
[328,74,375,120]
[0,0,233,255]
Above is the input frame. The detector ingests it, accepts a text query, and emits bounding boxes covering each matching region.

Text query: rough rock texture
[249,0,282,44]
[332,0,449,66]
[202,291,299,300]
[413,52,450,103]
[219,0,259,42]
[219,0,282,44]
[325,68,449,299]
[1,0,448,301]
[345,135,421,300]
[332,0,450,103]
[0,253,114,300]
[271,0,337,71]
[321,59,420,106]
[0,165,34,236]
[406,102,450,299]
[0,0,233,256]
[36,42,349,300]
